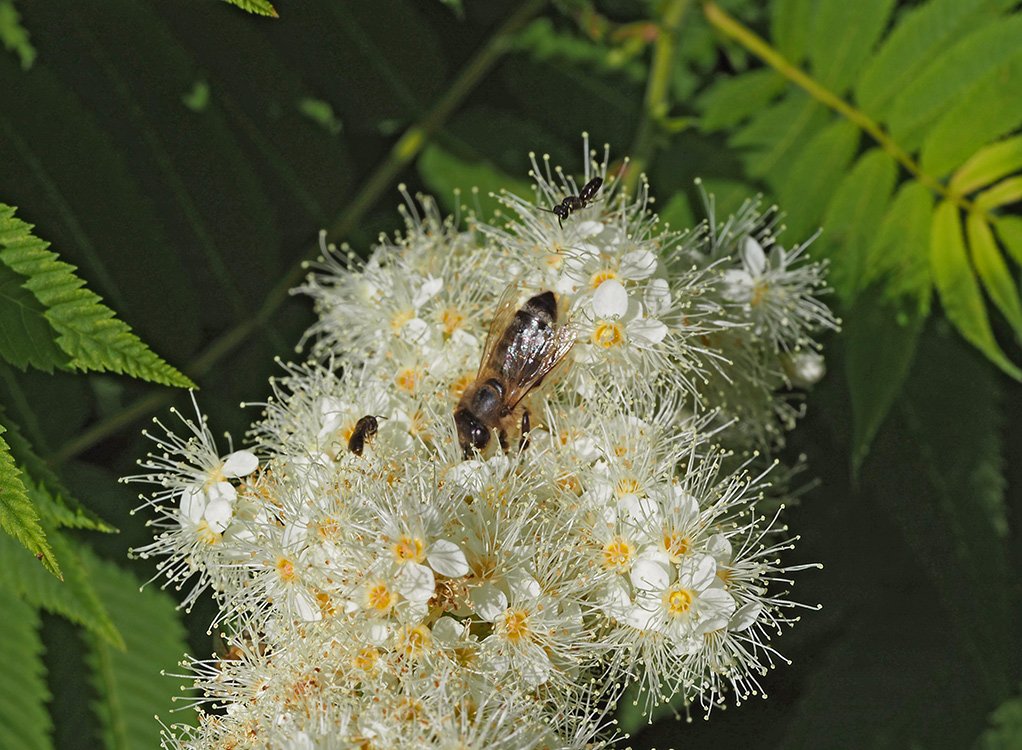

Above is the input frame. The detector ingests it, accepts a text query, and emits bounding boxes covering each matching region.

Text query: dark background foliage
[1,0,1020,747]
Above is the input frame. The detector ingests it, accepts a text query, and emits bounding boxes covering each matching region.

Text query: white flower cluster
[129,138,835,749]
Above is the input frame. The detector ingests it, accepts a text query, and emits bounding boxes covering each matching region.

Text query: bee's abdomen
[522,291,557,325]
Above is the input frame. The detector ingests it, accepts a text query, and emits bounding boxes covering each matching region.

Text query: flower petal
[206,481,237,504]
[741,235,767,276]
[203,498,233,533]
[630,557,670,592]
[593,279,628,318]
[413,275,443,307]
[222,450,258,478]
[179,485,206,524]
[729,602,762,632]
[470,583,508,622]
[644,278,671,316]
[620,250,657,280]
[627,317,668,346]
[426,539,470,578]
[395,562,435,603]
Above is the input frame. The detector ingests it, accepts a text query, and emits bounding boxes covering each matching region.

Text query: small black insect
[348,415,384,456]
[542,176,603,227]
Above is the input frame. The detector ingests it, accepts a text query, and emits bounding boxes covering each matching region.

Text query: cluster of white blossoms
[129,137,836,749]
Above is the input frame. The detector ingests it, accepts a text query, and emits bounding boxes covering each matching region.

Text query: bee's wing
[502,322,577,410]
[477,283,523,377]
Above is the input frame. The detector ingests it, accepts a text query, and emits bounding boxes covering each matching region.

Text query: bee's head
[455,408,490,458]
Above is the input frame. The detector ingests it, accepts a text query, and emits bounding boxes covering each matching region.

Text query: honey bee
[454,287,576,458]
[348,415,383,456]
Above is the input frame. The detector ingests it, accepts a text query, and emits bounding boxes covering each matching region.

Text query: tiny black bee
[542,176,603,226]
[348,415,383,456]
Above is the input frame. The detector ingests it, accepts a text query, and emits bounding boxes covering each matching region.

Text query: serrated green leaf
[0,423,59,577]
[886,15,1022,148]
[0,525,122,647]
[418,144,534,220]
[0,586,51,750]
[770,0,812,64]
[976,176,1022,211]
[855,0,1011,118]
[0,0,35,70]
[920,53,1022,178]
[808,0,896,94]
[82,551,194,750]
[697,69,785,131]
[930,200,1020,380]
[0,262,66,372]
[0,204,195,388]
[977,687,1022,750]
[994,216,1022,265]
[221,0,278,17]
[951,135,1022,196]
[967,212,1022,342]
[730,91,828,180]
[820,148,897,300]
[0,405,112,533]
[773,118,859,239]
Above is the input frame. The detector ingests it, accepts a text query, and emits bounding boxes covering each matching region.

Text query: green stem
[626,0,689,193]
[702,2,977,214]
[48,0,546,467]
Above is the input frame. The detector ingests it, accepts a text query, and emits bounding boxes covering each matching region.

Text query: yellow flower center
[500,609,530,642]
[391,535,425,563]
[366,582,394,612]
[615,476,641,497]
[665,587,693,617]
[592,320,624,348]
[396,624,432,658]
[394,367,422,393]
[602,537,634,572]
[441,307,465,337]
[751,282,769,307]
[717,566,733,585]
[390,308,415,332]
[591,269,617,289]
[352,645,379,671]
[662,530,690,561]
[195,520,222,546]
[276,556,297,583]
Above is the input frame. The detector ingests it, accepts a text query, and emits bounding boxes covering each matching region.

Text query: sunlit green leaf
[0,423,58,577]
[221,0,278,18]
[994,215,1022,265]
[977,687,1022,750]
[0,204,195,388]
[730,91,827,180]
[975,176,1022,211]
[966,212,1022,340]
[418,144,533,219]
[0,0,34,70]
[808,0,896,94]
[0,262,66,372]
[929,200,1020,379]
[950,135,1022,196]
[770,0,812,64]
[697,69,785,131]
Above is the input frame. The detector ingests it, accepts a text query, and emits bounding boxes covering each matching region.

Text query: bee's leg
[519,409,531,452]
[498,428,509,452]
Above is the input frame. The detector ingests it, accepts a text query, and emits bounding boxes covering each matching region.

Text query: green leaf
[770,0,812,65]
[976,176,1022,211]
[0,406,114,533]
[0,0,34,71]
[808,0,896,94]
[0,262,66,372]
[773,118,859,239]
[221,0,278,17]
[994,216,1022,265]
[929,200,1020,380]
[967,212,1022,340]
[855,0,1011,118]
[657,192,695,234]
[820,148,898,300]
[847,184,933,471]
[83,551,194,750]
[417,144,534,220]
[730,91,828,180]
[0,525,122,647]
[297,97,343,136]
[0,423,59,577]
[976,688,1022,749]
[697,69,785,131]
[950,135,1022,196]
[0,586,51,750]
[0,204,195,388]
[920,53,1022,178]
[886,15,1022,148]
